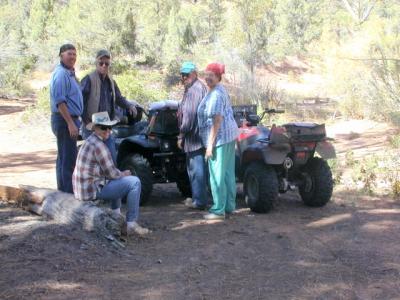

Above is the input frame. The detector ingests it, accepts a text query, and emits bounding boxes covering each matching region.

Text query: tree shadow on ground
[0,150,56,172]
[0,105,26,116]
[1,188,400,299]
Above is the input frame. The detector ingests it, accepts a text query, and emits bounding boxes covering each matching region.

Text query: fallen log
[0,185,122,239]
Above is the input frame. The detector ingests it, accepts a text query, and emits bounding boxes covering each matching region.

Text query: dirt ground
[1,98,400,300]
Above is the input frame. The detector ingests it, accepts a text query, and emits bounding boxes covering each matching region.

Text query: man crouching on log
[73,111,150,236]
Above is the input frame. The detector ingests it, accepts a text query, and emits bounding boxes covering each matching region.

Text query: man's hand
[121,170,132,177]
[205,145,213,160]
[128,105,137,118]
[57,102,79,139]
[67,122,79,140]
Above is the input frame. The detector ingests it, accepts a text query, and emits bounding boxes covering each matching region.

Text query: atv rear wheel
[299,157,333,207]
[244,163,278,213]
[120,154,153,205]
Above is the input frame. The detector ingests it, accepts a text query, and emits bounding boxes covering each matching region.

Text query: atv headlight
[162,141,170,151]
[283,157,293,170]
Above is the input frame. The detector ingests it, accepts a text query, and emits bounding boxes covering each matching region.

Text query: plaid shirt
[73,133,122,201]
[197,84,239,147]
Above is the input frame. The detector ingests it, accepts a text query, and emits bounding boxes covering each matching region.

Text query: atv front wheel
[120,154,153,205]
[244,163,278,213]
[299,157,333,207]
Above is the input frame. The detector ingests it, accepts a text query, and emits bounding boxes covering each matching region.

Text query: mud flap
[315,140,336,159]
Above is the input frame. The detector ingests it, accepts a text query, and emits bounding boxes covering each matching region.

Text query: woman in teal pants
[197,62,239,220]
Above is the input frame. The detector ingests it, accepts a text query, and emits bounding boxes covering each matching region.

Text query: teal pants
[208,141,236,215]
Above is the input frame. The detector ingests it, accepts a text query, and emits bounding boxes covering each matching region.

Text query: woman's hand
[205,145,213,160]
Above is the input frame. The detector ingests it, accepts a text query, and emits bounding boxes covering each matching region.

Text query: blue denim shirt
[197,84,238,147]
[50,63,83,116]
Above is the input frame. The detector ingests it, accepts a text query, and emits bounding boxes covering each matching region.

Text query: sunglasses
[181,73,189,78]
[99,125,112,131]
[98,62,110,67]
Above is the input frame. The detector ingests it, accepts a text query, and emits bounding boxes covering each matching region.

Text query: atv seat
[283,123,326,142]
[149,100,179,112]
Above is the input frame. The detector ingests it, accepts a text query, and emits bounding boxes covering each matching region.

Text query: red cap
[205,62,225,76]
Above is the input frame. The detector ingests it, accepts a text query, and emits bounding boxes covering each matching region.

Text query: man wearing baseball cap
[177,62,208,209]
[80,49,138,163]
[49,43,83,193]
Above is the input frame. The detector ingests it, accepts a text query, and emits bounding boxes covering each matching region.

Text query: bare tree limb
[341,0,377,24]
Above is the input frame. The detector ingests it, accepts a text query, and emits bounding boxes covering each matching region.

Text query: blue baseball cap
[180,61,196,74]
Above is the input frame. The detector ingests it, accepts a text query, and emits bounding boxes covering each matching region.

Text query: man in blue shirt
[80,50,138,163]
[49,43,83,193]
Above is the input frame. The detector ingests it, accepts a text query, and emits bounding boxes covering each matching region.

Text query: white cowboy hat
[86,111,118,130]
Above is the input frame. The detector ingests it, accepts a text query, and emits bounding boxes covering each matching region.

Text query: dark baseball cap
[96,49,111,59]
[59,43,76,56]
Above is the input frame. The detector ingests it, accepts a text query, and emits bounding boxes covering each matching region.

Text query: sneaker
[126,222,151,236]
[203,213,225,220]
[183,197,193,206]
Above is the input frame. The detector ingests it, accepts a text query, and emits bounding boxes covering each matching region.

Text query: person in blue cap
[177,62,209,209]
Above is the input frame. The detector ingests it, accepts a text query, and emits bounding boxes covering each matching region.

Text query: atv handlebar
[265,109,285,114]
[259,108,285,122]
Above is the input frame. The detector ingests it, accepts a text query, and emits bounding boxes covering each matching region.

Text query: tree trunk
[0,185,122,238]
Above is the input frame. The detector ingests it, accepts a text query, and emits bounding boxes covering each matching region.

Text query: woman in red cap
[197,62,239,220]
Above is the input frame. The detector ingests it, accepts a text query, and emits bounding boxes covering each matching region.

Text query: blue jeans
[97,176,141,222]
[51,113,79,194]
[186,148,207,207]
[82,125,117,164]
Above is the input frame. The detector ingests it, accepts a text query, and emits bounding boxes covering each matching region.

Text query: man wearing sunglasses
[73,111,150,236]
[80,49,138,163]
[177,62,208,210]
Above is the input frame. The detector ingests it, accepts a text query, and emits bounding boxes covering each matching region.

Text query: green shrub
[390,173,400,199]
[114,70,168,106]
[388,112,400,127]
[22,86,50,123]
[328,158,343,185]
[164,59,181,88]
[36,86,50,113]
[389,134,400,149]
[110,59,132,75]
[0,56,36,96]
[351,155,379,194]
[339,96,365,119]
[345,150,356,167]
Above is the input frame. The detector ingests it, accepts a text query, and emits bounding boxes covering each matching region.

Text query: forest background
[0,0,399,126]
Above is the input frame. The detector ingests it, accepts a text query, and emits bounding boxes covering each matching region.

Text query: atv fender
[315,140,336,159]
[117,135,159,164]
[262,144,290,164]
[241,143,289,166]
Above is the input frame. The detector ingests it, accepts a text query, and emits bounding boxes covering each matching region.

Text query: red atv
[234,105,336,213]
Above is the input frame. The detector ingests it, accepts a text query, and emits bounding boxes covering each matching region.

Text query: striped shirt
[73,133,122,201]
[177,78,208,153]
[197,84,239,147]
